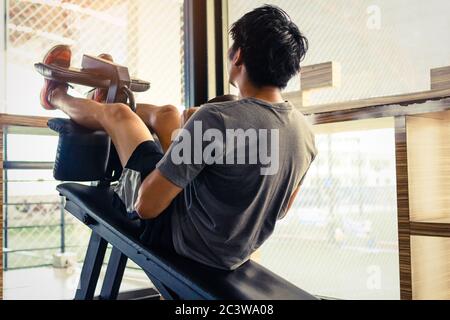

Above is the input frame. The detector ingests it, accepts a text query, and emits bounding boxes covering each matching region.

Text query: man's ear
[233,48,244,67]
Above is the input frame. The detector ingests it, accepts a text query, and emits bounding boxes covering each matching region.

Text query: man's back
[157,98,317,270]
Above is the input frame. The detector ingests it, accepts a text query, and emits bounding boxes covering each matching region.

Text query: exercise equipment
[37,55,317,300]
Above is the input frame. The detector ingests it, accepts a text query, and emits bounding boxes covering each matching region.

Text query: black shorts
[112,140,175,252]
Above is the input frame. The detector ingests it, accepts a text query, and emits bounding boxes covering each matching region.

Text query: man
[38,5,317,270]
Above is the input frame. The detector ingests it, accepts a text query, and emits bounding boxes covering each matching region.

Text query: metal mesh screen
[7,0,185,116]
[227,0,450,105]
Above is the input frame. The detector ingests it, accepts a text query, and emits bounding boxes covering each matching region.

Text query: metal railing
[2,129,88,270]
[1,128,143,272]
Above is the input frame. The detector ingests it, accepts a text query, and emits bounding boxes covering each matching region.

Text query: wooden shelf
[412,217,450,224]
[410,219,450,238]
[284,87,450,115]
[0,114,52,128]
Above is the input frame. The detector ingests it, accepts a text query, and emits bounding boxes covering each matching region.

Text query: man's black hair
[229,5,308,89]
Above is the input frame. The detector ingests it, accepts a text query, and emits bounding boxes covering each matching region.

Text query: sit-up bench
[58,183,316,300]
[36,55,317,300]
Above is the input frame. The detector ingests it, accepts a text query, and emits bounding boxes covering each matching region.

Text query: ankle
[49,85,67,106]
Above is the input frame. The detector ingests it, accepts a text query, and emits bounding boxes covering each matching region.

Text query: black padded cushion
[57,183,317,300]
[48,118,99,134]
[49,118,111,182]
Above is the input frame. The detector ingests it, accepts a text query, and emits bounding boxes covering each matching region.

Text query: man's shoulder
[202,99,244,111]
[193,100,247,123]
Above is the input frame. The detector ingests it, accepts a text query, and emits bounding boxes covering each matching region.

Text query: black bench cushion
[48,118,113,182]
[57,183,317,300]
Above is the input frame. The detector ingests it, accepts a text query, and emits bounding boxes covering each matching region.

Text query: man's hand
[182,107,200,126]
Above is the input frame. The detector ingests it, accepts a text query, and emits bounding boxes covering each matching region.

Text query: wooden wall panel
[300,61,337,91]
[410,221,450,238]
[309,98,450,126]
[283,63,450,114]
[288,88,450,116]
[283,61,339,107]
[395,116,413,300]
[411,236,450,300]
[407,114,450,223]
[431,66,450,91]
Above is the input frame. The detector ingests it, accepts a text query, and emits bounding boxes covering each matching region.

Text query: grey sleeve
[156,105,224,188]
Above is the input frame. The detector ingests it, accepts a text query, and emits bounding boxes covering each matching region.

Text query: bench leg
[99,247,128,300]
[144,271,179,300]
[75,232,108,300]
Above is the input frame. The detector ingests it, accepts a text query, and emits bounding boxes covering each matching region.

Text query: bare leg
[136,103,181,152]
[51,88,153,167]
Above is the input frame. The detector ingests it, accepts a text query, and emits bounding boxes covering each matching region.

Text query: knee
[158,105,180,119]
[153,105,180,125]
[104,103,134,122]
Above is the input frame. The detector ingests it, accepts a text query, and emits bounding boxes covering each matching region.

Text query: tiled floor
[4,266,154,300]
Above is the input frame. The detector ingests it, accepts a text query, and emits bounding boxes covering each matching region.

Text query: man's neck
[239,84,284,104]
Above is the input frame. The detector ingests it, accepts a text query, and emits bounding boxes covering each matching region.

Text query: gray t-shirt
[157,97,317,270]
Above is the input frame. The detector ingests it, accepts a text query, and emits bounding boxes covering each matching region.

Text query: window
[2,0,186,271]
[257,119,400,299]
[2,129,88,269]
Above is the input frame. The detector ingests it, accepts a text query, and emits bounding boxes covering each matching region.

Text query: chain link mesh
[5,0,185,269]
[7,0,185,117]
[227,0,450,105]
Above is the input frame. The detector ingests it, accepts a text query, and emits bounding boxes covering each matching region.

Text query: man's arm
[134,169,183,220]
[133,107,199,220]
[135,104,224,220]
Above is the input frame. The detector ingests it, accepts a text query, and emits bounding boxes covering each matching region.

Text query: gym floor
[3,267,153,300]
